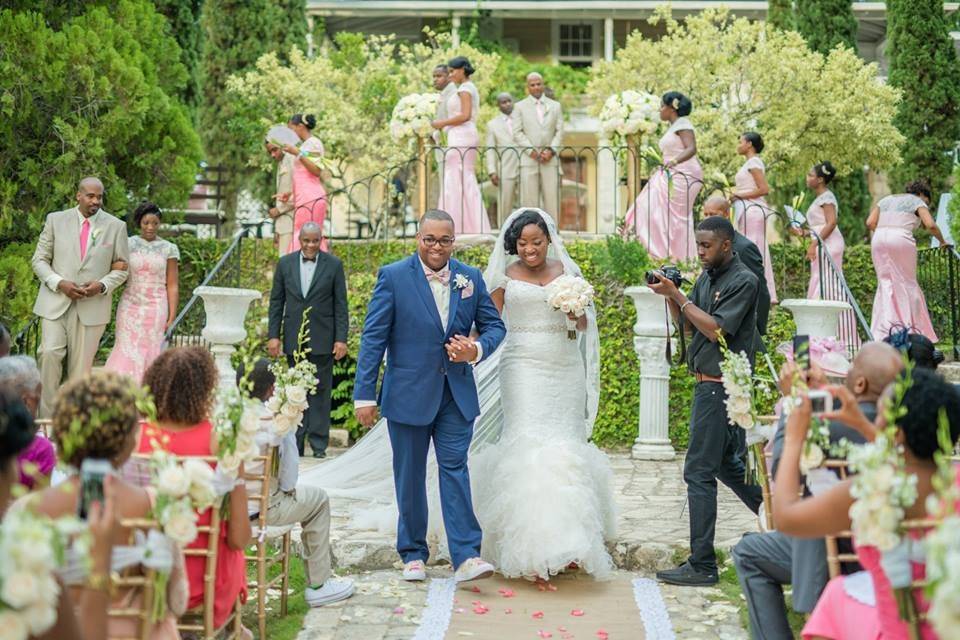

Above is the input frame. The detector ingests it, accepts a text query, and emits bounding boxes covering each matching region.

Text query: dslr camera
[645,265,684,288]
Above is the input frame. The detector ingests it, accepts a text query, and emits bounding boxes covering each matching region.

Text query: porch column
[452,15,461,47]
[604,18,614,61]
[596,135,618,235]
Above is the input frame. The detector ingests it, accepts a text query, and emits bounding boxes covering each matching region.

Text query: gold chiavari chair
[756,414,777,530]
[107,517,160,640]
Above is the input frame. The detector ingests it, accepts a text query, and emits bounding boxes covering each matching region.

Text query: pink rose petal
[532,611,545,619]
[504,608,513,614]
[538,632,553,639]
[471,586,482,593]
[392,607,405,615]
[454,607,466,614]
[498,588,516,598]
[547,583,558,592]
[473,605,489,614]
[596,630,609,640]
[571,609,585,617]
[558,627,568,633]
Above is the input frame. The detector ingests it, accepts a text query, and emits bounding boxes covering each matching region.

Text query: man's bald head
[76,177,104,216]
[847,342,904,403]
[702,196,731,219]
[78,176,103,192]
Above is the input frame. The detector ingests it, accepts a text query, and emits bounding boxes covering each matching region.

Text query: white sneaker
[305,578,355,607]
[454,557,495,583]
[402,560,427,581]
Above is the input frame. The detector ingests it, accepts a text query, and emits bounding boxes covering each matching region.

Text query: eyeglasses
[420,236,454,248]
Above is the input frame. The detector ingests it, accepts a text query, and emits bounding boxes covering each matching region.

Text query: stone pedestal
[196,286,262,392]
[625,286,676,460]
[780,298,851,338]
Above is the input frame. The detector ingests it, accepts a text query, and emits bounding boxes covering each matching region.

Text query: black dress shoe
[655,562,718,586]
[313,451,327,459]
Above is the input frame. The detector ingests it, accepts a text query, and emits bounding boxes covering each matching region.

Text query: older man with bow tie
[31,177,129,418]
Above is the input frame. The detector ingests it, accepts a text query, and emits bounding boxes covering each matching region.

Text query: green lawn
[242,547,309,640]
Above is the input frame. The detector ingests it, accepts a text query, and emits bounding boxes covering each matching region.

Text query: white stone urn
[196,286,262,391]
[624,286,676,461]
[780,298,851,339]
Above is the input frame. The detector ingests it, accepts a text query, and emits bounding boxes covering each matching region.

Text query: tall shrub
[766,0,796,32]
[154,0,204,115]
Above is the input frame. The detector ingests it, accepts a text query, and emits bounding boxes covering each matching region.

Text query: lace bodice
[502,278,569,335]
[128,236,179,287]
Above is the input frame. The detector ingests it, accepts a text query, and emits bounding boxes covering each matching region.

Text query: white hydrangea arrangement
[598,90,661,145]
[544,274,595,340]
[268,309,318,437]
[0,509,86,639]
[389,93,439,141]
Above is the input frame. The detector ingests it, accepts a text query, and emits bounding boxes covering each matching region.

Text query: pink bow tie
[424,266,450,286]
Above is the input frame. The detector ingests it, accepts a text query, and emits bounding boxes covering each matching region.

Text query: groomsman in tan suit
[431,64,457,202]
[31,177,129,417]
[512,72,564,217]
[485,92,520,224]
[267,141,296,255]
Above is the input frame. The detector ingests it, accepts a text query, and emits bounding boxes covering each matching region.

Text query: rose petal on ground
[498,588,516,598]
[558,627,568,632]
[505,608,513,614]
[596,630,609,639]
[392,607,405,615]
[571,610,585,617]
[473,605,489,614]
[454,608,466,614]
[532,611,544,619]
[471,586,482,593]
[547,584,558,592]
[538,632,553,639]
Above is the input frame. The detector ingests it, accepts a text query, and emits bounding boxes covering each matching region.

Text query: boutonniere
[453,274,470,289]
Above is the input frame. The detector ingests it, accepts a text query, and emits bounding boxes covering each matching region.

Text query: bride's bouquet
[390,93,439,141]
[598,90,660,146]
[545,275,594,339]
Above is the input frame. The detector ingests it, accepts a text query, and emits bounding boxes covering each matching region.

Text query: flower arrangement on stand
[389,93,440,141]
[544,275,595,340]
[268,309,318,440]
[0,509,86,639]
[923,416,960,639]
[716,333,767,486]
[598,90,661,146]
[213,382,262,482]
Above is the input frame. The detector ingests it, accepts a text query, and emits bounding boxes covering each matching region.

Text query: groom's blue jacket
[354,253,507,425]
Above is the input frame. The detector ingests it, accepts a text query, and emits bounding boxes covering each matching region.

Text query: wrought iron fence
[917,245,960,359]
[12,315,40,358]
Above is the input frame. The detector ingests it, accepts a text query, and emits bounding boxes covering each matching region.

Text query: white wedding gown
[470,275,617,580]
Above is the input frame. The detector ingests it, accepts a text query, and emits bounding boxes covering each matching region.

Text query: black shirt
[732,231,770,336]
[686,254,759,377]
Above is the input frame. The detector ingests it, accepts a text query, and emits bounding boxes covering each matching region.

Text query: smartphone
[77,459,112,520]
[793,334,811,371]
[808,389,842,416]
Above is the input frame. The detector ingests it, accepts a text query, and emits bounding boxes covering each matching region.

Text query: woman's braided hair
[52,371,141,467]
[144,346,218,425]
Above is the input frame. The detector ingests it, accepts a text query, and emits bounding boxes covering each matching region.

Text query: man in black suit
[268,222,349,458]
[703,196,771,336]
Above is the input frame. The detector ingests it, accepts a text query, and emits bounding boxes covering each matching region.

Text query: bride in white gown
[297,208,616,580]
[472,208,616,580]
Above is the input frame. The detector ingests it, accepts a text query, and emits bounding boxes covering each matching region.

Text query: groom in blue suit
[354,210,507,582]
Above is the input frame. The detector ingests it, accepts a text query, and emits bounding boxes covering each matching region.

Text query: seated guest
[732,342,903,639]
[884,327,944,371]
[142,347,252,638]
[20,372,187,639]
[239,359,354,607]
[774,367,960,640]
[0,355,56,489]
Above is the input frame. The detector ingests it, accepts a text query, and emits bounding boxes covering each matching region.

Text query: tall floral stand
[625,285,676,460]
[196,286,262,392]
[417,136,430,216]
[780,299,851,339]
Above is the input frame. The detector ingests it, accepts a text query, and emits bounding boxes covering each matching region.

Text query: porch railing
[917,245,960,359]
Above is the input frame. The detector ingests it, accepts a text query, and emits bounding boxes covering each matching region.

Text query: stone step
[939,361,960,384]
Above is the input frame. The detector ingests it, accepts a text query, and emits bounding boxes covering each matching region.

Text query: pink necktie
[536,100,545,124]
[79,219,90,260]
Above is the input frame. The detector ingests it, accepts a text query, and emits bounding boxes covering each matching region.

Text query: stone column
[196,286,262,392]
[625,286,676,460]
[596,135,618,235]
[604,18,614,62]
[451,16,461,47]
[780,298,851,338]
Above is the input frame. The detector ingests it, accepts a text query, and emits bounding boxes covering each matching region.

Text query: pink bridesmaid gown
[869,194,938,341]
[625,117,703,262]
[806,190,846,299]
[104,236,179,383]
[290,135,329,252]
[437,81,491,235]
[733,156,778,302]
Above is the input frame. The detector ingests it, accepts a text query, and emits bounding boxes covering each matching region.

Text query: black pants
[293,353,334,456]
[684,381,763,574]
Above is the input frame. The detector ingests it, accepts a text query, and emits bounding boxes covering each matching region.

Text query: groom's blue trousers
[387,379,482,569]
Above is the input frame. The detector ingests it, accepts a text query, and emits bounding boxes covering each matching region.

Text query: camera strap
[663,299,687,366]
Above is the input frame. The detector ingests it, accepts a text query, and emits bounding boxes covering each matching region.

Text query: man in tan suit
[32,177,129,417]
[485,92,520,224]
[267,141,296,255]
[512,72,564,217]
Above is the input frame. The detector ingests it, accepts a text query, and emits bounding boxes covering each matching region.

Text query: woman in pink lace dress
[773,367,960,640]
[624,91,703,261]
[283,113,329,252]
[868,181,949,342]
[732,132,777,302]
[105,203,179,383]
[802,162,845,300]
[432,56,490,235]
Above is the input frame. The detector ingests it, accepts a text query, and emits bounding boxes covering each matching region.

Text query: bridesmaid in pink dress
[732,132,778,302]
[283,113,329,252]
[772,367,960,640]
[105,203,179,383]
[624,91,703,262]
[803,162,846,299]
[433,56,491,235]
[868,181,949,342]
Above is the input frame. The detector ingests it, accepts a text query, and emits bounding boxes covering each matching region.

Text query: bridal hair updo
[741,131,764,153]
[503,210,550,255]
[447,56,475,77]
[812,161,836,184]
[662,91,693,117]
[289,113,317,130]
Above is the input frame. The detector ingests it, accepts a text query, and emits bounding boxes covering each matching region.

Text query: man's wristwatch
[99,282,107,295]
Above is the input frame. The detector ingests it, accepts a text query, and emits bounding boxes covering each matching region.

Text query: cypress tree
[887,0,960,196]
[154,0,204,115]
[766,0,796,33]
[795,0,871,243]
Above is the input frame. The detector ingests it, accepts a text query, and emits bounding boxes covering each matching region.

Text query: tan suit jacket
[511,95,564,165]
[274,154,295,235]
[485,114,520,179]
[32,208,129,326]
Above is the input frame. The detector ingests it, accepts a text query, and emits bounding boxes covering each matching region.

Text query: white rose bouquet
[598,90,661,146]
[390,93,439,141]
[0,508,85,639]
[544,274,594,340]
[268,309,318,439]
[923,416,960,639]
[214,384,262,481]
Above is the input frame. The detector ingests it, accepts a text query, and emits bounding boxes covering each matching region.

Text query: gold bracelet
[85,571,116,596]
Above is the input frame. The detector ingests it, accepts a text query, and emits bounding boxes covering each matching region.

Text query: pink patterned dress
[869,194,937,341]
[289,135,329,252]
[806,190,846,299]
[104,236,179,382]
[625,117,703,261]
[733,155,778,302]
[437,81,491,235]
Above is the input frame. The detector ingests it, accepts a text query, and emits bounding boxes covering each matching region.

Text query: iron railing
[12,315,40,358]
[917,245,960,359]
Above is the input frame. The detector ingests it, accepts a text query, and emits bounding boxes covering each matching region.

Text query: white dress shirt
[300,252,318,295]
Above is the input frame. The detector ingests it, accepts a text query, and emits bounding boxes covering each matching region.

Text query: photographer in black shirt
[647,216,764,586]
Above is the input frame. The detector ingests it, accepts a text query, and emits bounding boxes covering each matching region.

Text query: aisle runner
[413,573,675,640]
